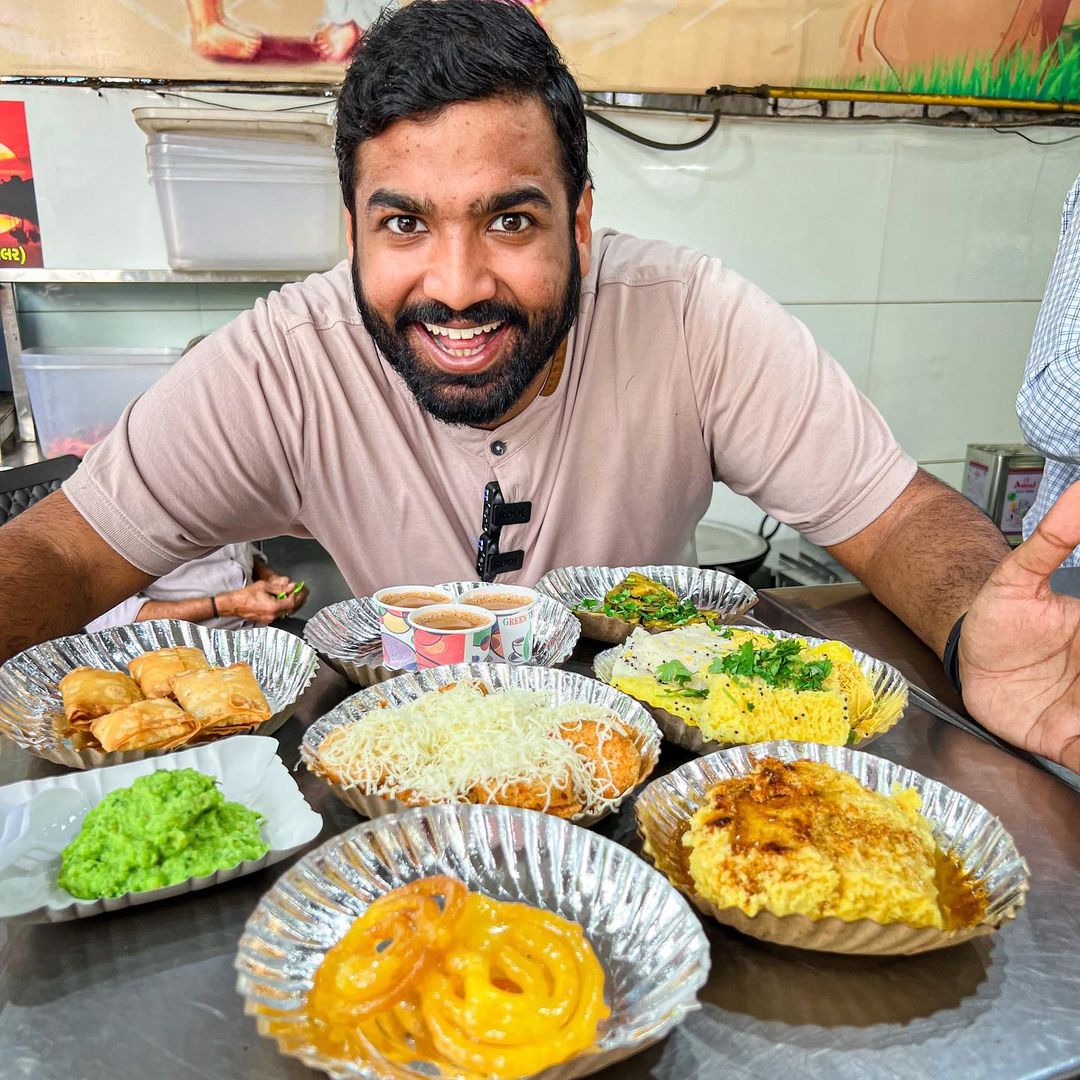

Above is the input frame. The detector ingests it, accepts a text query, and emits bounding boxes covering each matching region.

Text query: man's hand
[251,559,308,612]
[216,580,303,625]
[960,481,1080,771]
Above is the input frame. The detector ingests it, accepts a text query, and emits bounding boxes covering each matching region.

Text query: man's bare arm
[827,468,1010,656]
[0,491,154,661]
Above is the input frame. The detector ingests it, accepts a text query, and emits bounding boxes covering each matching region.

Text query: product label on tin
[999,468,1043,536]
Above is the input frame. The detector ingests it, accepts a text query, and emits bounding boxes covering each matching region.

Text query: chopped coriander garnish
[707,638,832,692]
[656,659,694,686]
[578,597,600,611]
[846,729,858,745]
[663,686,710,700]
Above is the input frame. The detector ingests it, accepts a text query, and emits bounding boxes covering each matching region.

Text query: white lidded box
[145,131,343,271]
[20,346,180,458]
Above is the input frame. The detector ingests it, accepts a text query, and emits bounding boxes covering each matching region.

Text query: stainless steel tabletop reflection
[1,602,1079,1080]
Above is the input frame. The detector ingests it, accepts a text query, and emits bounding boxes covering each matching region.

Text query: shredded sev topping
[316,682,635,815]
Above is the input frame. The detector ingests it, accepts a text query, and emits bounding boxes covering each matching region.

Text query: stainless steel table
[2,590,1079,1080]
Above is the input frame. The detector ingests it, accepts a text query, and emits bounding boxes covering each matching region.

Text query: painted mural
[0,1,1078,103]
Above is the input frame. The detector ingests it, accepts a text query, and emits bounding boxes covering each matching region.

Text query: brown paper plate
[635,740,1029,956]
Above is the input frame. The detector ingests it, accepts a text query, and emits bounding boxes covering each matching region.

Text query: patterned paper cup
[406,605,495,669]
[372,586,453,672]
[458,584,538,664]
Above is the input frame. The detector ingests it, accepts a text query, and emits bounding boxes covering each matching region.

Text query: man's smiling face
[349,95,592,426]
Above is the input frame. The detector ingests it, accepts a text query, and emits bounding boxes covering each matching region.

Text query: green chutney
[58,768,269,899]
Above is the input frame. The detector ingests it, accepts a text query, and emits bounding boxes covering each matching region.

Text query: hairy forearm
[136,596,216,623]
[828,470,1010,656]
[0,492,153,662]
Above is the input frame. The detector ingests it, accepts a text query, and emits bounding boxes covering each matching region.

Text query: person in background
[84,541,307,632]
[85,334,309,632]
[1016,172,1080,586]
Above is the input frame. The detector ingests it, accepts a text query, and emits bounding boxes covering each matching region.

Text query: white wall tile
[878,126,1080,303]
[783,303,875,390]
[866,301,1036,461]
[588,113,896,304]
[921,460,965,491]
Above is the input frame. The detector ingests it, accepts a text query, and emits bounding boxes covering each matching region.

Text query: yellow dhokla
[684,757,948,928]
[609,627,877,745]
[703,674,849,744]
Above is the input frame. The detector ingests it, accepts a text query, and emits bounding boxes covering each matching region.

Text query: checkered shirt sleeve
[1016,173,1080,567]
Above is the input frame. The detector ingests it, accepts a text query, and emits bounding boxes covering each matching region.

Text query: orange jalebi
[308,876,467,1024]
[307,878,609,1080]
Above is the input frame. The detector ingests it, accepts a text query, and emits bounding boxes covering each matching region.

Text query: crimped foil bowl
[235,803,711,1079]
[594,625,908,753]
[635,740,1029,956]
[534,564,757,644]
[301,662,662,828]
[0,620,319,769]
[304,581,580,686]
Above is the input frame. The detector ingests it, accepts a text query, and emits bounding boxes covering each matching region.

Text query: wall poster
[0,1,1079,105]
[0,101,42,268]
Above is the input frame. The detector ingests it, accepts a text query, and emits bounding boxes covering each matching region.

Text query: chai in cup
[373,585,454,671]
[458,585,538,664]
[407,604,495,669]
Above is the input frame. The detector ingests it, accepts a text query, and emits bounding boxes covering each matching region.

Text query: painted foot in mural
[314,21,362,62]
[192,20,262,61]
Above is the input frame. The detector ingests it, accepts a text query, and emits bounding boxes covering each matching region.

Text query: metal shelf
[0,268,311,284]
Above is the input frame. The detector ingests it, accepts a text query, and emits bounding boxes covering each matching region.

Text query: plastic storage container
[145,133,343,271]
[21,347,181,458]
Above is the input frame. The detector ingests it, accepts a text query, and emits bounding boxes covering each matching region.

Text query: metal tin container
[962,443,1044,545]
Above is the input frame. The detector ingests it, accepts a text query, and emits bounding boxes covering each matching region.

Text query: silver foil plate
[235,803,711,1080]
[635,740,1030,955]
[304,580,580,686]
[534,564,757,643]
[0,620,319,769]
[594,625,908,752]
[302,662,662,827]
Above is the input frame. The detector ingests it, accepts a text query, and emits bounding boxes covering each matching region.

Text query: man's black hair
[335,0,591,213]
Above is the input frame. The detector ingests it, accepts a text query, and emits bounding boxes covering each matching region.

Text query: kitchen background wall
[4,85,1079,541]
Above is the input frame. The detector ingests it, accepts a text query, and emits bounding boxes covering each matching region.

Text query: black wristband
[209,594,219,619]
[943,613,966,696]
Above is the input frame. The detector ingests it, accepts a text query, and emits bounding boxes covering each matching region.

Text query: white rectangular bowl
[0,735,323,924]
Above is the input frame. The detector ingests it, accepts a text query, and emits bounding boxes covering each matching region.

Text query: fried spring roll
[59,668,145,727]
[171,662,272,730]
[128,646,210,698]
[89,698,200,752]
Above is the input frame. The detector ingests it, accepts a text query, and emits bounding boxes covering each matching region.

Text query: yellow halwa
[684,758,951,928]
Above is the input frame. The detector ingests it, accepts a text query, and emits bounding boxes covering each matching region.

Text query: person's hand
[215,580,296,626]
[287,583,310,614]
[959,481,1080,771]
[263,572,292,595]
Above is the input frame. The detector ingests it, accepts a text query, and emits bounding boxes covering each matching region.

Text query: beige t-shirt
[64,229,915,596]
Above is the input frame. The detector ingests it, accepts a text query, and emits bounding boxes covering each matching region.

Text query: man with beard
[1,0,1079,771]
